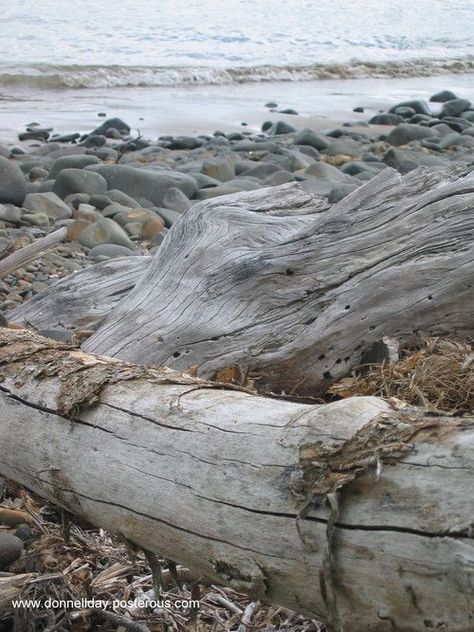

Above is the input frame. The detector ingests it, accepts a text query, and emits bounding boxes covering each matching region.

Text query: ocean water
[0,0,473,136]
[1,0,473,87]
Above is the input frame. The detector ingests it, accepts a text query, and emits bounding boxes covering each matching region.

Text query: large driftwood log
[75,164,473,396]
[11,256,150,331]
[0,329,472,631]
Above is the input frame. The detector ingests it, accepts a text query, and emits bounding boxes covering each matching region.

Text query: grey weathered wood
[0,329,472,631]
[79,164,474,396]
[10,255,151,330]
[0,227,67,278]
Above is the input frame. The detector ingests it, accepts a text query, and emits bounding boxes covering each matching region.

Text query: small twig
[237,601,259,632]
[143,549,164,598]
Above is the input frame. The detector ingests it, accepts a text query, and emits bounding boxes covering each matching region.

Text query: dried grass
[0,483,325,632]
[329,337,474,414]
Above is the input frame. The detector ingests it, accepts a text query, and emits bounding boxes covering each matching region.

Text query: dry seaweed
[0,484,325,632]
[329,337,474,414]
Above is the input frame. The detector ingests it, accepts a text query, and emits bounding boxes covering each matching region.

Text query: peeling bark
[0,329,472,631]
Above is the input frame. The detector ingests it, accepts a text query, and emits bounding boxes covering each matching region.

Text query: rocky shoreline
[0,90,473,334]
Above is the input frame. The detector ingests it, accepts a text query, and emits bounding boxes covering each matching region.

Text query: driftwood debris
[13,164,473,396]
[79,164,473,396]
[0,227,67,278]
[0,328,472,631]
[11,255,151,331]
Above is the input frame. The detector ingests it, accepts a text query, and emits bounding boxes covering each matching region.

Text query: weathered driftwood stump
[0,329,472,632]
[13,164,474,396]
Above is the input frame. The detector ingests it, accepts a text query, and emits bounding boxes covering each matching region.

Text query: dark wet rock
[89,194,113,210]
[388,100,431,116]
[50,154,100,178]
[393,106,416,118]
[429,90,458,103]
[80,134,107,148]
[106,189,140,208]
[279,108,298,115]
[460,111,474,122]
[89,164,198,206]
[232,140,281,152]
[382,148,420,173]
[166,136,203,150]
[92,117,130,136]
[294,128,329,150]
[0,533,23,570]
[191,173,221,189]
[296,145,321,160]
[53,168,108,199]
[440,98,471,118]
[265,101,278,108]
[18,130,50,142]
[92,147,119,161]
[50,132,81,143]
[267,121,296,135]
[369,113,403,125]
[328,183,359,203]
[386,124,437,146]
[440,117,472,133]
[155,207,182,227]
[261,121,273,132]
[353,106,364,113]
[0,156,28,205]
[162,187,192,212]
[264,170,294,185]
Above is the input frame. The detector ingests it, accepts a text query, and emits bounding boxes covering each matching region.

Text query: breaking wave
[1,57,474,90]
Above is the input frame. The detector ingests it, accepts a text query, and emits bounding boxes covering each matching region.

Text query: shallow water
[1,74,474,141]
[0,0,473,88]
[1,0,473,139]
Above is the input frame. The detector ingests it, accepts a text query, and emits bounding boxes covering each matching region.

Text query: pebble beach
[1,87,474,341]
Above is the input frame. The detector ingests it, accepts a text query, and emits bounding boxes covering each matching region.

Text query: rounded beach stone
[440,98,471,118]
[0,156,28,205]
[429,90,458,103]
[50,154,100,178]
[267,121,296,135]
[52,169,107,199]
[0,533,23,570]
[77,217,134,249]
[88,164,197,206]
[294,128,329,150]
[23,192,72,220]
[386,124,437,147]
[89,244,135,260]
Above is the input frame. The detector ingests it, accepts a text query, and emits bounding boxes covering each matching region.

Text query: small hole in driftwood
[323,371,332,379]
[369,325,376,331]
[345,305,350,310]
[335,358,342,364]
[173,351,181,358]
[285,268,294,276]
[318,354,325,360]
[427,295,433,300]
